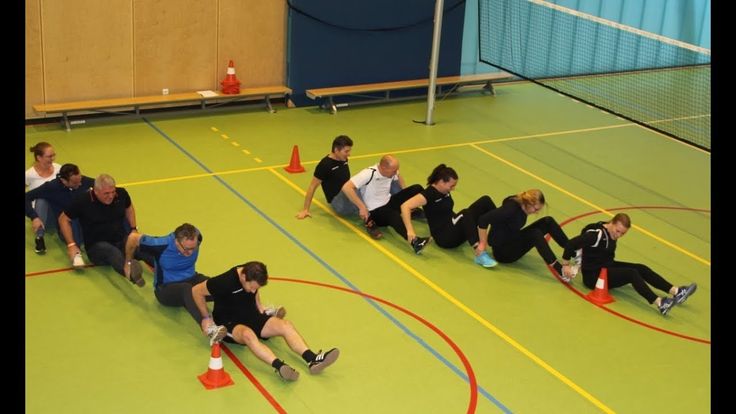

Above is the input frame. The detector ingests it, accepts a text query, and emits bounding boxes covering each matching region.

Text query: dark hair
[30,142,53,160]
[58,163,80,180]
[243,261,268,286]
[611,213,631,228]
[174,223,202,243]
[426,164,458,186]
[332,135,353,152]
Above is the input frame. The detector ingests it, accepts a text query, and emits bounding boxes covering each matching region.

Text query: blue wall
[287,0,466,106]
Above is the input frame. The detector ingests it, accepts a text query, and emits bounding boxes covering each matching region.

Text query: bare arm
[125,204,137,231]
[296,177,323,219]
[191,281,214,332]
[342,180,369,221]
[397,174,406,190]
[400,193,427,242]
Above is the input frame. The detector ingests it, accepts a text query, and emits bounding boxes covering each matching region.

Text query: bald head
[378,155,399,177]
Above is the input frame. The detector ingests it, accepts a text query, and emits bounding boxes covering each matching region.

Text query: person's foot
[205,324,227,346]
[365,219,383,240]
[277,364,300,381]
[264,305,287,319]
[72,253,86,269]
[34,236,46,254]
[126,260,145,287]
[674,283,697,305]
[308,348,340,374]
[411,236,431,255]
[474,252,497,268]
[657,297,676,316]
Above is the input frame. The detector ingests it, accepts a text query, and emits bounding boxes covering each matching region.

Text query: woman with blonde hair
[476,189,575,280]
[25,142,62,253]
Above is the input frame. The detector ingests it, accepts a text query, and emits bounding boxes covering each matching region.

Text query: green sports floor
[25,82,710,413]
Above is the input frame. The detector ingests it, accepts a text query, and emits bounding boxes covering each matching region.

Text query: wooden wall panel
[218,0,286,88]
[40,0,133,103]
[133,0,217,95]
[26,0,44,117]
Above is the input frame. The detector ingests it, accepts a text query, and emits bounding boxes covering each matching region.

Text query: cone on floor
[586,267,615,305]
[198,343,234,389]
[284,145,305,173]
[220,60,241,95]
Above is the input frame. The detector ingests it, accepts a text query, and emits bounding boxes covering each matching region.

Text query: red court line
[221,343,286,414]
[549,205,710,345]
[271,276,478,414]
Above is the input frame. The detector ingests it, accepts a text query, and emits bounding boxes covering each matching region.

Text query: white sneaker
[205,324,227,346]
[264,305,286,319]
[72,253,86,268]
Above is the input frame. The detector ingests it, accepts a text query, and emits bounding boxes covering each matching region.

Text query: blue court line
[143,118,511,413]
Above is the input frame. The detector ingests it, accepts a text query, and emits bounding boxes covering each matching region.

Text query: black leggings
[432,195,496,248]
[491,216,568,264]
[155,273,213,323]
[369,184,424,239]
[582,261,673,304]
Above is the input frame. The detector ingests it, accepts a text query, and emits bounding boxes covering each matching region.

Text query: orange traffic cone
[220,60,241,95]
[198,343,234,389]
[284,145,305,173]
[586,267,615,305]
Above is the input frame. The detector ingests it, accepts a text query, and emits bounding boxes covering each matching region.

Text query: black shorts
[217,312,272,343]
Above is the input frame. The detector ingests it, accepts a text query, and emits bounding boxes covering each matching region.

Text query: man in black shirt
[191,261,339,381]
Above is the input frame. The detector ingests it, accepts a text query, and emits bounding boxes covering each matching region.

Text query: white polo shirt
[350,164,399,211]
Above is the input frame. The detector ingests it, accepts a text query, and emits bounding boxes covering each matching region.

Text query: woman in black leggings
[561,213,697,316]
[400,164,498,267]
[476,189,576,280]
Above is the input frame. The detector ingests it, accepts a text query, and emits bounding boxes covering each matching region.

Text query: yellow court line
[469,144,710,266]
[268,167,615,413]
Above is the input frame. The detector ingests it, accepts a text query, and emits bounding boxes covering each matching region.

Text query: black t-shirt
[64,187,132,248]
[421,186,454,236]
[206,266,259,323]
[314,155,350,202]
[478,196,528,247]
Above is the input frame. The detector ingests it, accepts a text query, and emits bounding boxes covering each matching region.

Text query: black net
[479,0,710,149]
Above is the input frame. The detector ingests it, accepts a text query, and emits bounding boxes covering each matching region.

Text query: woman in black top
[400,164,498,267]
[476,189,575,280]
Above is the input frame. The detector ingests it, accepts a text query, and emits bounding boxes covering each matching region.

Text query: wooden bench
[33,86,292,131]
[306,72,513,114]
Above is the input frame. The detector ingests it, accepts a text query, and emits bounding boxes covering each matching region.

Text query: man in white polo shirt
[342,154,431,254]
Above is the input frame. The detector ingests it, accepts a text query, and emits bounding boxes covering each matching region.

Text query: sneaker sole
[276,307,287,319]
[279,365,300,381]
[309,348,340,374]
[128,261,145,287]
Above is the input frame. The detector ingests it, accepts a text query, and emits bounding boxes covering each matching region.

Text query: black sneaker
[411,236,431,255]
[658,297,675,316]
[308,348,340,374]
[277,364,300,381]
[674,283,697,305]
[34,236,46,254]
[365,219,383,240]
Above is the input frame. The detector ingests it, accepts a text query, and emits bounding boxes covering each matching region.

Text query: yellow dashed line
[210,127,218,132]
[253,158,262,163]
[231,141,240,147]
[242,149,251,155]
[221,134,229,139]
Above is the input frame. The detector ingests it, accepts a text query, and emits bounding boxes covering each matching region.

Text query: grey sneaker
[411,236,431,255]
[126,260,145,287]
[264,306,287,319]
[72,253,86,268]
[205,324,227,346]
[277,364,300,381]
[658,297,676,316]
[674,283,697,305]
[365,219,383,240]
[308,348,340,374]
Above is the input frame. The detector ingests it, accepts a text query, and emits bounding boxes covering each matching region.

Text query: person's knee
[235,325,258,344]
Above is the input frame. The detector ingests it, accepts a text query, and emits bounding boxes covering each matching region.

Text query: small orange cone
[220,60,241,95]
[198,343,234,389]
[586,267,615,305]
[284,145,305,173]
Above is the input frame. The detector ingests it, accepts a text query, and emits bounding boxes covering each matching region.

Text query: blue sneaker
[474,252,497,268]
[674,283,697,305]
[657,297,676,316]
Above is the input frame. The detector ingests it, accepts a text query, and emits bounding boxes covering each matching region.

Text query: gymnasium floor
[25,82,710,413]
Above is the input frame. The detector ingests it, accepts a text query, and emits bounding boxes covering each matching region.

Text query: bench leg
[484,81,496,96]
[265,96,276,113]
[62,113,71,132]
[328,97,336,114]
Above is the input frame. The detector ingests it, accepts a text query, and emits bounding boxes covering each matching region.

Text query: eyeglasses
[177,239,198,253]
